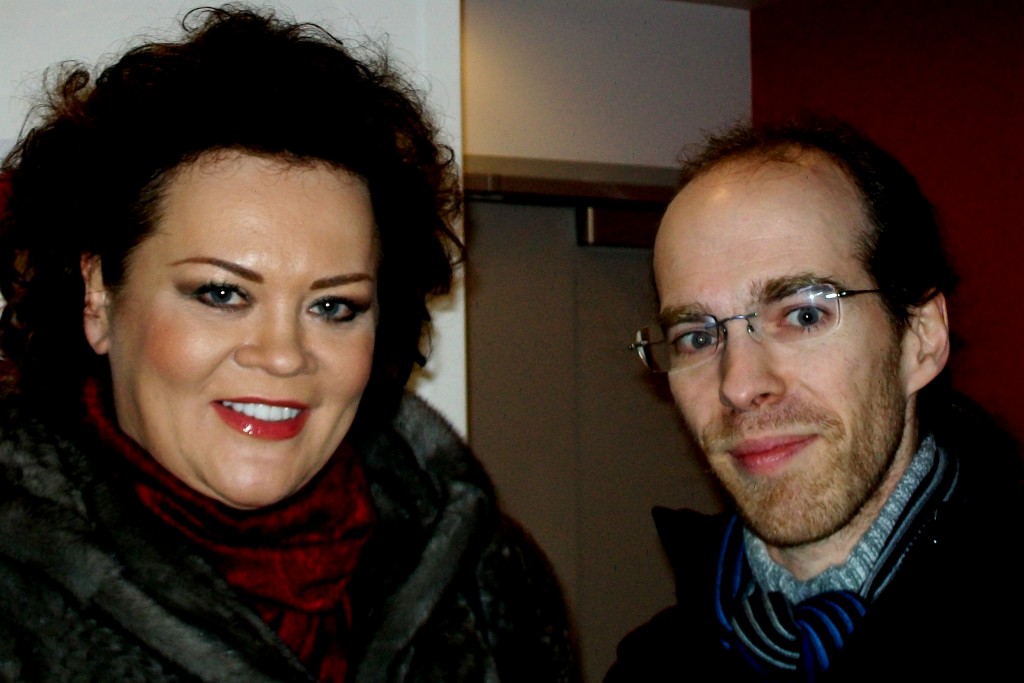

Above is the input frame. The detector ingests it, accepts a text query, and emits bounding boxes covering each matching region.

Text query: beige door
[465,198,723,682]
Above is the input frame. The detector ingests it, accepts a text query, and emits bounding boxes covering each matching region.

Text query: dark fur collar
[0,393,499,682]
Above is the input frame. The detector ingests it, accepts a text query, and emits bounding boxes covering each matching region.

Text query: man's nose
[234,310,315,377]
[717,324,785,411]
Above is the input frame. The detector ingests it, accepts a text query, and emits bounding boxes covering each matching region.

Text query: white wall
[463,0,751,167]
[0,0,467,433]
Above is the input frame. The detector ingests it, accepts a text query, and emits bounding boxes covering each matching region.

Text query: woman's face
[83,152,378,509]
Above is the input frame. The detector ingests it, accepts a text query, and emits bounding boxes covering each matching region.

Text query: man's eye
[784,305,825,328]
[195,283,246,308]
[672,328,717,355]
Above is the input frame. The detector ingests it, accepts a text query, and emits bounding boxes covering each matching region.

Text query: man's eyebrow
[752,273,843,303]
[656,274,847,325]
[170,257,263,283]
[657,302,713,327]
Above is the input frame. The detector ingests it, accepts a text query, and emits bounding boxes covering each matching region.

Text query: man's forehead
[668,149,860,214]
[653,150,872,312]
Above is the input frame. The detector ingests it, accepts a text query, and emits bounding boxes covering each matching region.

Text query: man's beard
[696,344,907,548]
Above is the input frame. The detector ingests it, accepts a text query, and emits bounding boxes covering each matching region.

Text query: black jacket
[0,393,577,682]
[606,431,1024,682]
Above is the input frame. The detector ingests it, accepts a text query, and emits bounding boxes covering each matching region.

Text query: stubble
[696,342,907,548]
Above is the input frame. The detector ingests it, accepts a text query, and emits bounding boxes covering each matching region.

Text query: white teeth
[221,401,301,422]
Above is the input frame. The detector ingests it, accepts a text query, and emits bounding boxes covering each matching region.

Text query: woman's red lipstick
[729,435,817,475]
[212,399,309,441]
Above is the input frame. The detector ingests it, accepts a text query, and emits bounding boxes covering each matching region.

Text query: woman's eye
[310,297,360,322]
[194,283,246,308]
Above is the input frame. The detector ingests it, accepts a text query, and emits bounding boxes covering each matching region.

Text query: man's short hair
[676,119,956,331]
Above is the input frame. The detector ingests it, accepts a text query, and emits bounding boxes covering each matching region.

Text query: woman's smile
[213,399,311,440]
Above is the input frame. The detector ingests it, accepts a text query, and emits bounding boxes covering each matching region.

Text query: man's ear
[81,254,111,355]
[901,292,950,396]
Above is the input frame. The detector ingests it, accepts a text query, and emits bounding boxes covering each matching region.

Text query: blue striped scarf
[714,438,960,680]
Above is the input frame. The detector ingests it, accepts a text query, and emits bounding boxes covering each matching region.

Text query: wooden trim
[578,204,665,248]
[464,155,678,204]
[463,155,678,248]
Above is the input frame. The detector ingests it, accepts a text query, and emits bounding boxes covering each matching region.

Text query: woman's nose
[233,311,316,376]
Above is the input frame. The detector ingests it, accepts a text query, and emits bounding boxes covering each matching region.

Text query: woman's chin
[197,476,304,511]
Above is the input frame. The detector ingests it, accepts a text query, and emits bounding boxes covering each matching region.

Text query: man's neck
[766,430,920,581]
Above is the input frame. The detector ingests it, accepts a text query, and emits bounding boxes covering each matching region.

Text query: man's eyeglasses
[630,284,881,373]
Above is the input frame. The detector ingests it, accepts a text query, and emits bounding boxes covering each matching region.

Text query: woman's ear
[901,292,951,396]
[81,254,111,355]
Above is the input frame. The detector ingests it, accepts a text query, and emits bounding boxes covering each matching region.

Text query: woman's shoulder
[0,395,98,600]
[351,394,580,681]
[393,393,493,489]
[356,392,496,513]
[0,393,92,518]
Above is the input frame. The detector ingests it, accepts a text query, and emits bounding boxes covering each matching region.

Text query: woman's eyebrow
[310,273,374,290]
[170,257,262,283]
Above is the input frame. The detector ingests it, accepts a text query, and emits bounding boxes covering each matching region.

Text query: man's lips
[727,435,818,475]
[212,398,310,441]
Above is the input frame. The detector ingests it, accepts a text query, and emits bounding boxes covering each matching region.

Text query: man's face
[653,152,921,548]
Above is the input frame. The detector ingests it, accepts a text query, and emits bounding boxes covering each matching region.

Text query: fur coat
[0,393,577,682]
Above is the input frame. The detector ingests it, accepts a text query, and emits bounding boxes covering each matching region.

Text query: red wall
[751,0,1024,443]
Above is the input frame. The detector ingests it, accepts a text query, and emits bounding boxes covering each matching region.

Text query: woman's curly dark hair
[0,5,462,428]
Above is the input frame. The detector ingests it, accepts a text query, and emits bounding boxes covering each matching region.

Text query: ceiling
[672,0,777,9]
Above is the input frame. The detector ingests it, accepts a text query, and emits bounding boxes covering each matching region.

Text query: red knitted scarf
[84,383,375,682]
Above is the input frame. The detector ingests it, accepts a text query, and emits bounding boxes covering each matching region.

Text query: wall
[466,199,728,683]
[463,0,751,167]
[751,0,1024,442]
[462,2,749,680]
[0,0,467,432]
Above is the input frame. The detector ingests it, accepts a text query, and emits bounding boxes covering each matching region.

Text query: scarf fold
[714,440,960,680]
[84,381,375,683]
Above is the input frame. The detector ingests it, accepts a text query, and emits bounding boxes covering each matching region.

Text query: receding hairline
[679,144,859,196]
[668,144,878,271]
